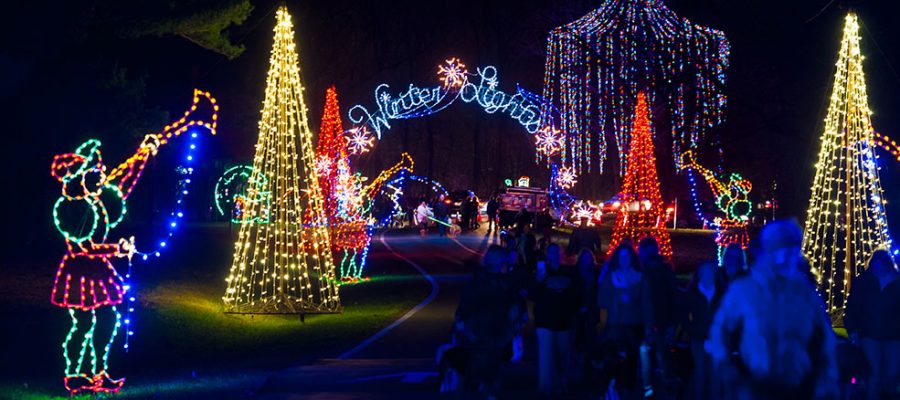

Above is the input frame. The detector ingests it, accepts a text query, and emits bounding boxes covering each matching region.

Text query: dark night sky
[2,0,900,258]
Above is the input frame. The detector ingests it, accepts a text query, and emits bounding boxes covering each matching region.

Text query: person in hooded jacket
[706,220,838,400]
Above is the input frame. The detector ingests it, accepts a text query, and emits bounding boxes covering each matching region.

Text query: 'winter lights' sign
[348,61,543,138]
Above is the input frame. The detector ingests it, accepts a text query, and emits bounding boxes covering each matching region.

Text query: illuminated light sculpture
[340,153,414,279]
[314,86,351,223]
[311,86,414,281]
[555,167,578,190]
[607,93,672,258]
[534,126,564,156]
[346,127,375,155]
[348,57,575,216]
[517,176,531,188]
[569,200,600,225]
[349,61,544,138]
[379,170,449,227]
[214,165,270,223]
[873,132,900,162]
[50,90,217,394]
[438,57,468,89]
[680,151,751,263]
[541,0,729,175]
[801,13,893,318]
[223,6,340,314]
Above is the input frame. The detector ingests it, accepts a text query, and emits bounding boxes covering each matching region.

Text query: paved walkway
[256,231,527,399]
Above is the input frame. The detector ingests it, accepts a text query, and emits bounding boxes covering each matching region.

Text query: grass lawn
[0,225,430,399]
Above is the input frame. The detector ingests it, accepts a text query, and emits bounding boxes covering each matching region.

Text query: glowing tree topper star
[556,167,577,189]
[437,58,468,89]
[535,126,564,156]
[347,127,375,155]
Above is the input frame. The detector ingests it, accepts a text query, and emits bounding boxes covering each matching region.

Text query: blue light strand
[122,129,205,350]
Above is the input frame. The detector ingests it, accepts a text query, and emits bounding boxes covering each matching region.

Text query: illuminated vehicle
[497,186,550,228]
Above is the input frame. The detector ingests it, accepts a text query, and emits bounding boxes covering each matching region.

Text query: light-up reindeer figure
[680,151,752,263]
[49,90,217,394]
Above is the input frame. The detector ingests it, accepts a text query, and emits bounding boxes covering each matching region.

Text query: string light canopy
[541,0,729,175]
[608,92,672,258]
[802,13,893,319]
[223,6,341,314]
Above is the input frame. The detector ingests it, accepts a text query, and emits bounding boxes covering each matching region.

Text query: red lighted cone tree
[314,86,349,222]
[608,92,673,258]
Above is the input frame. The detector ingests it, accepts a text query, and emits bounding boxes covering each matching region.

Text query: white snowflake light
[556,167,577,189]
[315,155,332,175]
[346,127,375,155]
[535,126,564,156]
[570,200,597,224]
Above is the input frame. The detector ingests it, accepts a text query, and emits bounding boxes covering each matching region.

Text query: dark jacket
[433,200,449,219]
[456,271,523,348]
[642,254,677,329]
[486,199,499,217]
[532,267,583,331]
[845,271,900,341]
[567,226,602,256]
[598,267,646,327]
[684,283,724,340]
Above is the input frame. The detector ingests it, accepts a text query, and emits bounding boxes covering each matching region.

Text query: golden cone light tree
[223,6,340,314]
[608,92,673,258]
[802,13,892,317]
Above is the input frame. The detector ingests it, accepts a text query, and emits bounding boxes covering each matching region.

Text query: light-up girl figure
[50,135,158,394]
[49,90,217,394]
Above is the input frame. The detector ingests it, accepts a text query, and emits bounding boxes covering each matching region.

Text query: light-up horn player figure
[49,90,217,394]
[680,151,752,263]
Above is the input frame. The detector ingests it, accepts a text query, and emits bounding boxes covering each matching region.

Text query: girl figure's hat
[51,139,103,182]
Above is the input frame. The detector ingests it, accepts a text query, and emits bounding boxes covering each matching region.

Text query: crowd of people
[412,192,494,237]
[438,217,900,399]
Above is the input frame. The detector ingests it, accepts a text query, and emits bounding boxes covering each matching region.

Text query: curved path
[257,230,503,399]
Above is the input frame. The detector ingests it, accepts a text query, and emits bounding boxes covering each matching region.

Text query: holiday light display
[873,132,900,162]
[223,6,340,314]
[548,163,576,218]
[607,93,672,257]
[314,86,351,222]
[347,127,375,155]
[534,126,564,156]
[681,151,751,262]
[517,176,531,187]
[214,165,269,223]
[555,167,578,190]
[330,153,414,281]
[349,60,544,138]
[438,58,467,89]
[379,171,449,227]
[541,0,729,175]
[51,89,217,394]
[569,200,600,225]
[801,13,893,317]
